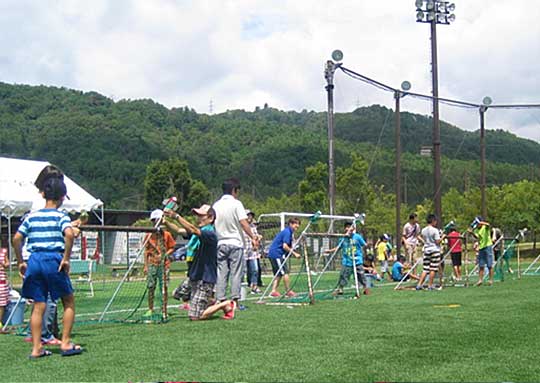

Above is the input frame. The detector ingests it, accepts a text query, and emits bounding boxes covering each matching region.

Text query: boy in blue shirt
[267,218,301,298]
[392,255,419,282]
[13,177,83,358]
[164,204,237,320]
[326,222,370,296]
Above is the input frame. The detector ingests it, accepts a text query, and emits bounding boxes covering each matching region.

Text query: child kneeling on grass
[164,205,236,320]
[391,255,419,282]
[13,178,83,358]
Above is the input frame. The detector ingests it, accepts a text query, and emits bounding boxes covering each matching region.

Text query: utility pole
[324,50,343,222]
[415,0,456,225]
[325,60,336,218]
[430,18,443,225]
[395,81,411,257]
[480,106,487,219]
[480,96,492,219]
[395,91,402,257]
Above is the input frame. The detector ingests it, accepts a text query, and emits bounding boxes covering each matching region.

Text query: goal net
[254,212,369,304]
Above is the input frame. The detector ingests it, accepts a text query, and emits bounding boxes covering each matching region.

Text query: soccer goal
[70,224,183,325]
[254,212,366,304]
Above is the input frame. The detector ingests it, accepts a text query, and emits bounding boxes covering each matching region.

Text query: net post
[517,238,521,279]
[301,238,315,305]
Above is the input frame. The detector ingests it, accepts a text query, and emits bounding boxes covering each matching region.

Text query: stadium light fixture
[401,81,412,91]
[331,50,344,62]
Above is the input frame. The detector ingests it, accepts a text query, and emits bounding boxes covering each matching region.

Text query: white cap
[150,209,163,221]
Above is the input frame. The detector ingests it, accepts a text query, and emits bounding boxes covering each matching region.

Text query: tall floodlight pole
[480,96,492,219]
[325,50,343,221]
[395,81,411,257]
[415,0,456,225]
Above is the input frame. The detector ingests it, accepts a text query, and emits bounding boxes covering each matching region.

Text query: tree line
[1,82,538,233]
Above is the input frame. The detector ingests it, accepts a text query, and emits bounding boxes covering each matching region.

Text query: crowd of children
[1,164,513,360]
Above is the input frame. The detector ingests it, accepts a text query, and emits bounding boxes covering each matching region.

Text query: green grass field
[2,274,540,382]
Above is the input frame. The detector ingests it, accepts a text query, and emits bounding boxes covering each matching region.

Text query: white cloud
[0,0,539,141]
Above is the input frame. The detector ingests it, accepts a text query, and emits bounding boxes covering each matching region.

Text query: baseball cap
[150,209,163,221]
[470,216,482,228]
[192,204,212,216]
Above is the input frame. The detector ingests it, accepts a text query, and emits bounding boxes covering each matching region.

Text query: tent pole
[7,215,12,279]
[101,206,105,263]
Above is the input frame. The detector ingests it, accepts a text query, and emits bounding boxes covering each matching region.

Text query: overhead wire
[335,64,540,212]
[339,65,540,110]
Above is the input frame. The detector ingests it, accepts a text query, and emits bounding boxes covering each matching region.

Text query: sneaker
[222,301,236,320]
[331,289,343,297]
[285,290,297,297]
[143,309,154,317]
[415,286,423,291]
[172,287,182,301]
[238,304,248,311]
[179,303,190,311]
[270,291,281,298]
[24,336,33,343]
[363,289,370,295]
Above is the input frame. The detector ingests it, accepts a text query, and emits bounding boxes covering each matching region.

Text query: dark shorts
[451,252,462,266]
[270,257,289,276]
[189,280,214,319]
[393,274,409,282]
[22,252,73,302]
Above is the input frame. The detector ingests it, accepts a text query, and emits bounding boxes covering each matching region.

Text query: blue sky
[1,0,539,141]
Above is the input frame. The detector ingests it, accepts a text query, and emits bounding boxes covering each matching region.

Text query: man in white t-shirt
[416,214,444,290]
[402,213,421,264]
[213,178,259,306]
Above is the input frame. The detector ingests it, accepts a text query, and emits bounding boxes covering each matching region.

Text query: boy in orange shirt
[144,209,176,318]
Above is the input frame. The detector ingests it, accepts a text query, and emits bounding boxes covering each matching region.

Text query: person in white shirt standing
[415,214,445,291]
[402,213,421,264]
[213,178,259,307]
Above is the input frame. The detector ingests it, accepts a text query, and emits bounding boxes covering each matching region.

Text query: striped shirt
[17,208,71,252]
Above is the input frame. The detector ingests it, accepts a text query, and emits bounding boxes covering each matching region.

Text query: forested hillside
[1,82,538,209]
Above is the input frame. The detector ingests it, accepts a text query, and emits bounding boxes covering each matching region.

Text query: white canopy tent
[0,157,104,273]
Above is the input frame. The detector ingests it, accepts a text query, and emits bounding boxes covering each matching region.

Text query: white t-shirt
[422,225,441,254]
[212,194,248,248]
[403,222,421,246]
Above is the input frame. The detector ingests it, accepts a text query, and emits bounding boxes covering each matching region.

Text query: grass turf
[2,275,540,382]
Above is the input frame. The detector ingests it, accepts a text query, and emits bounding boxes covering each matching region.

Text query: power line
[339,66,540,110]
